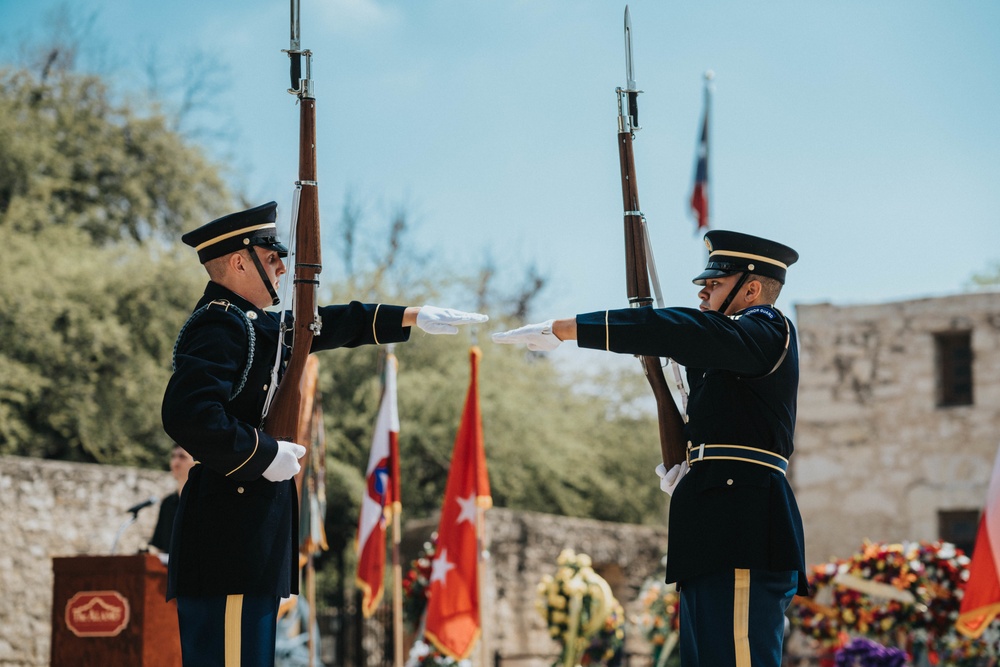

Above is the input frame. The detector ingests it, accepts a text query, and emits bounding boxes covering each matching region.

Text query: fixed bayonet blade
[624,6,636,90]
[624,6,639,128]
[287,0,302,93]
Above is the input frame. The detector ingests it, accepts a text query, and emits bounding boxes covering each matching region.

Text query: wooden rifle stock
[617,128,687,468]
[263,86,322,442]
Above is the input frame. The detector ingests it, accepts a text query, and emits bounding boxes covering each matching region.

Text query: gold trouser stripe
[733,569,751,667]
[225,594,243,667]
[373,304,381,345]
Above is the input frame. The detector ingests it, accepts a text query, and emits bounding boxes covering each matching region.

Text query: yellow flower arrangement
[536,549,623,667]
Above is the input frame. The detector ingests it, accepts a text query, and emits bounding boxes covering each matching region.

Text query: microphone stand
[110,510,141,555]
[110,498,157,554]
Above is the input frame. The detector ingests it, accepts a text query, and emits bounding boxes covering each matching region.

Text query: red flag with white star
[957,443,1000,638]
[424,347,492,659]
[355,350,399,617]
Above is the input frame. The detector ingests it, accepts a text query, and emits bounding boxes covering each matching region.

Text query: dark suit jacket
[149,491,179,553]
[577,304,807,594]
[161,281,410,598]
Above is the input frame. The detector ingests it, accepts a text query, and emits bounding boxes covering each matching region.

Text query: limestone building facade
[793,292,1000,567]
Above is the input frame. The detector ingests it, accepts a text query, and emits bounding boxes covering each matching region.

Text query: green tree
[0,228,204,464]
[0,66,231,245]
[0,63,233,464]
[967,261,1000,289]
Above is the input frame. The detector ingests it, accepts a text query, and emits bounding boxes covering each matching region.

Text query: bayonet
[284,0,311,96]
[624,5,639,129]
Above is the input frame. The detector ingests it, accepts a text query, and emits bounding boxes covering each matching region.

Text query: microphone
[126,496,159,515]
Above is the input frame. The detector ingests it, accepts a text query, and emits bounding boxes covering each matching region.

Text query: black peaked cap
[181,201,289,264]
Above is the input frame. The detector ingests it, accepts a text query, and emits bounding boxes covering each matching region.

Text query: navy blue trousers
[679,569,797,667]
[176,595,279,667]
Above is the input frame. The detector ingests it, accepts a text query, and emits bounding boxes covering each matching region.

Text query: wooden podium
[50,553,181,666]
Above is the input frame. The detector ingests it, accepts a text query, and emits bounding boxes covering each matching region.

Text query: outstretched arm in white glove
[262,441,307,482]
[491,318,577,352]
[404,306,489,335]
[491,320,561,351]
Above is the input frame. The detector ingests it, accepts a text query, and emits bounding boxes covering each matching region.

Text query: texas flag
[689,84,710,232]
[355,349,400,618]
[424,347,492,659]
[956,443,1000,638]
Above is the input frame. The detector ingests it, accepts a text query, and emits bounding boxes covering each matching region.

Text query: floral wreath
[536,549,623,667]
[790,540,998,664]
[402,533,437,632]
[633,578,681,667]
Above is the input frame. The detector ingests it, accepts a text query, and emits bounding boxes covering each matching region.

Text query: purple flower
[834,637,909,667]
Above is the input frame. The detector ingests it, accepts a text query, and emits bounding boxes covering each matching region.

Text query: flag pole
[471,342,490,667]
[306,554,316,667]
[703,69,713,230]
[476,504,489,667]
[392,504,403,667]
[388,346,404,667]
[294,356,322,667]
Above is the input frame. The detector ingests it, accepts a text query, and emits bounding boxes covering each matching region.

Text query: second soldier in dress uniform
[162,201,487,667]
[492,230,806,667]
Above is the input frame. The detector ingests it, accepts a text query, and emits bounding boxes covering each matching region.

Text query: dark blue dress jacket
[162,281,410,599]
[577,304,808,594]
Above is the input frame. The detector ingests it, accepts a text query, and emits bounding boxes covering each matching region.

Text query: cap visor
[692,268,733,285]
[262,241,289,257]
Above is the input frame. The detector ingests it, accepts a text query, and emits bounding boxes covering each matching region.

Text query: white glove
[262,440,306,482]
[654,461,689,496]
[490,320,561,352]
[416,305,489,335]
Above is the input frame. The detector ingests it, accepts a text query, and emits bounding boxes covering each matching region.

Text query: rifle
[616,6,687,468]
[263,0,323,442]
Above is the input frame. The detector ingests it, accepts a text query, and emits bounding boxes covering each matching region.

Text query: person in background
[148,444,195,557]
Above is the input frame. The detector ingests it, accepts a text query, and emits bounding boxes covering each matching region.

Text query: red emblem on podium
[65,590,131,637]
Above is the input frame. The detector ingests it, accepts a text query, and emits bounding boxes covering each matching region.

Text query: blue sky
[3,0,999,337]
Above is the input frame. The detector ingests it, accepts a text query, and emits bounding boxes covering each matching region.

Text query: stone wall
[794,293,1000,567]
[403,508,669,663]
[0,455,171,667]
[1,455,670,666]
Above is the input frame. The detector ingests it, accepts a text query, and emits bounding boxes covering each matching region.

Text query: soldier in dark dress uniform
[162,201,486,667]
[492,230,806,667]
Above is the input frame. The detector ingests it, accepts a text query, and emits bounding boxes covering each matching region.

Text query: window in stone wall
[934,331,973,407]
[939,509,980,557]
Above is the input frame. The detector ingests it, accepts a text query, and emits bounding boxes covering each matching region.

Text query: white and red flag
[424,347,492,659]
[355,349,400,618]
[956,443,1000,638]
